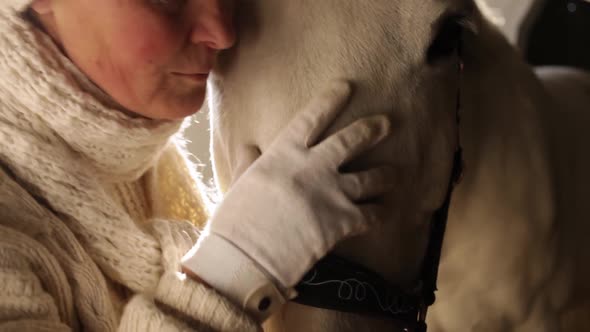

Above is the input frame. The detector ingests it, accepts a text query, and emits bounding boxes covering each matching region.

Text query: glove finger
[340,166,395,202]
[315,115,391,168]
[230,145,262,187]
[288,80,352,147]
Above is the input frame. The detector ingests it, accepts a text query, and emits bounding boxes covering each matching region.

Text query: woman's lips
[172,72,209,83]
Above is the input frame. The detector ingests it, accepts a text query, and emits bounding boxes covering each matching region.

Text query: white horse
[206,0,590,331]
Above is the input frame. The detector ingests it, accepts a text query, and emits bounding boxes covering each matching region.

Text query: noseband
[293,42,466,332]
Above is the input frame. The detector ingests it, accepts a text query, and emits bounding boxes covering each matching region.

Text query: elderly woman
[0,0,393,331]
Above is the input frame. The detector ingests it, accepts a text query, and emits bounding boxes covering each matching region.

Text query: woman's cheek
[117,16,183,68]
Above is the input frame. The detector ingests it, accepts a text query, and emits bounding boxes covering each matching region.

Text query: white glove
[182,81,393,319]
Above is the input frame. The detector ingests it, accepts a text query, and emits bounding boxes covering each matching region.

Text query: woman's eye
[149,0,185,12]
[150,0,170,5]
[426,15,465,65]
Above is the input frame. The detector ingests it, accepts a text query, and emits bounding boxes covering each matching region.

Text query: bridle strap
[414,40,465,332]
[414,148,463,331]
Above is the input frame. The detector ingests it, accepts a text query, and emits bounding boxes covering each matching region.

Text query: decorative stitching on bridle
[301,269,416,315]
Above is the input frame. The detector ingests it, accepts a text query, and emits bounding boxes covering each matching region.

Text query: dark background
[527,0,590,71]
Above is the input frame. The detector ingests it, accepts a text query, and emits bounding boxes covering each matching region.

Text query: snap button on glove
[183,81,393,316]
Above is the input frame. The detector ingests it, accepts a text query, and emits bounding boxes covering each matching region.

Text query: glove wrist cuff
[182,233,297,322]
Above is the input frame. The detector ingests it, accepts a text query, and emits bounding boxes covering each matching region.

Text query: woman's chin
[141,94,206,120]
[162,106,203,120]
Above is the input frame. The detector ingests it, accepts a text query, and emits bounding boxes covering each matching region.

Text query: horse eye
[426,15,465,65]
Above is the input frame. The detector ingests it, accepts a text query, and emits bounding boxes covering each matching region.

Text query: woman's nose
[188,0,236,50]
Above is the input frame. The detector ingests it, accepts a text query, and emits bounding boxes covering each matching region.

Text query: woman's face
[34,0,236,119]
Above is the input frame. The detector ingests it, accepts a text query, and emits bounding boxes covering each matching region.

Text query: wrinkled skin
[207,0,590,331]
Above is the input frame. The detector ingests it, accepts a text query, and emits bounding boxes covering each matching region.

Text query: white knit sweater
[0,3,259,332]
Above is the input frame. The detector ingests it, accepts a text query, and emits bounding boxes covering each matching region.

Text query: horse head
[207,0,566,331]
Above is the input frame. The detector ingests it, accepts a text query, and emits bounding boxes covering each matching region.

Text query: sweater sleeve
[140,219,262,332]
[0,220,261,332]
[119,273,262,332]
[0,224,74,331]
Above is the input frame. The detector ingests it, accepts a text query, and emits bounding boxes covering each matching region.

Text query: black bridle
[293,43,465,332]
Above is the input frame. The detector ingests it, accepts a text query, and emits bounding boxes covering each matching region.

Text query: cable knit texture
[0,4,259,332]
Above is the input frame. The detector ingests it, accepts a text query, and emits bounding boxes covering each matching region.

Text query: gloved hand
[182,81,393,318]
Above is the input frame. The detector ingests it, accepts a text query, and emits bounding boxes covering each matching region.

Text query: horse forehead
[302,1,446,33]
[304,0,466,24]
[211,0,470,183]
[250,0,470,64]
[213,0,474,133]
